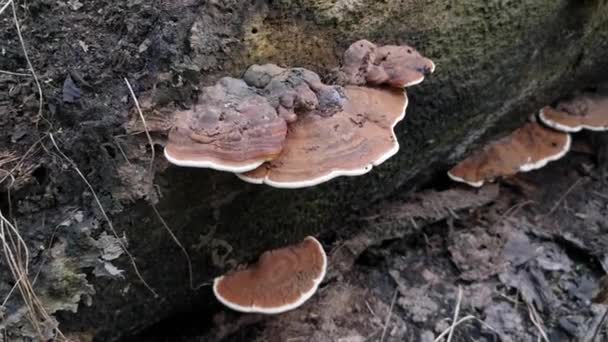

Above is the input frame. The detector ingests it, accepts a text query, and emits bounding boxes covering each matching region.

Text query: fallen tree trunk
[0,0,607,340]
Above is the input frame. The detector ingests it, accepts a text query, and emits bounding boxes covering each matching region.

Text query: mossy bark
[1,0,607,340]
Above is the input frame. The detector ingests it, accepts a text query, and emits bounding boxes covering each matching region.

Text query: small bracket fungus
[164,77,288,172]
[337,40,435,88]
[448,122,571,187]
[539,94,608,132]
[213,236,327,314]
[237,86,408,188]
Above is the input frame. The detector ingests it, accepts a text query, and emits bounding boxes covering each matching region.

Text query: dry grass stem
[125,81,201,290]
[543,177,586,218]
[433,286,499,342]
[49,133,159,297]
[124,78,155,173]
[0,0,11,16]
[526,302,549,342]
[0,69,30,77]
[0,138,44,187]
[10,0,46,126]
[379,288,398,342]
[151,204,202,290]
[433,315,498,342]
[446,286,463,342]
[0,212,66,340]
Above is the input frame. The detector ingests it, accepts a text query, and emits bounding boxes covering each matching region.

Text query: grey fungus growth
[539,93,608,132]
[447,121,571,188]
[243,64,346,124]
[213,236,327,314]
[237,86,408,188]
[337,39,436,88]
[164,77,288,172]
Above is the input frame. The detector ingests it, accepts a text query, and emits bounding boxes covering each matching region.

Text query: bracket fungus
[213,236,327,314]
[448,121,571,187]
[539,93,608,132]
[164,77,288,172]
[237,86,408,188]
[337,39,435,88]
[162,40,435,187]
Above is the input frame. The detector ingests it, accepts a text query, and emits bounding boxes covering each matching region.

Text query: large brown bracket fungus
[163,77,288,172]
[335,39,436,88]
[237,86,408,188]
[162,39,435,187]
[213,236,327,314]
[448,121,571,187]
[539,93,608,132]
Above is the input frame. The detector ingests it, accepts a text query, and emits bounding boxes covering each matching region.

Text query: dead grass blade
[433,286,499,342]
[379,288,398,342]
[0,0,11,16]
[10,0,47,127]
[125,79,201,290]
[49,133,159,297]
[0,212,66,340]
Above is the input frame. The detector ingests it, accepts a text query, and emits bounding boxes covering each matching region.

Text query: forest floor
[133,135,608,342]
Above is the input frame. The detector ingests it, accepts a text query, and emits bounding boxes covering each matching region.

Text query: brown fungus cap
[448,121,571,187]
[338,40,435,88]
[237,86,408,188]
[164,77,287,172]
[539,93,608,132]
[213,236,327,314]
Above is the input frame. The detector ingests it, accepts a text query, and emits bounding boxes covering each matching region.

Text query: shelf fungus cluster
[162,40,435,188]
[213,236,327,314]
[448,92,608,187]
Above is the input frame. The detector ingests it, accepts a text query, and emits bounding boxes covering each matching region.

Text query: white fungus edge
[538,108,608,133]
[518,133,571,172]
[164,148,265,173]
[446,171,485,188]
